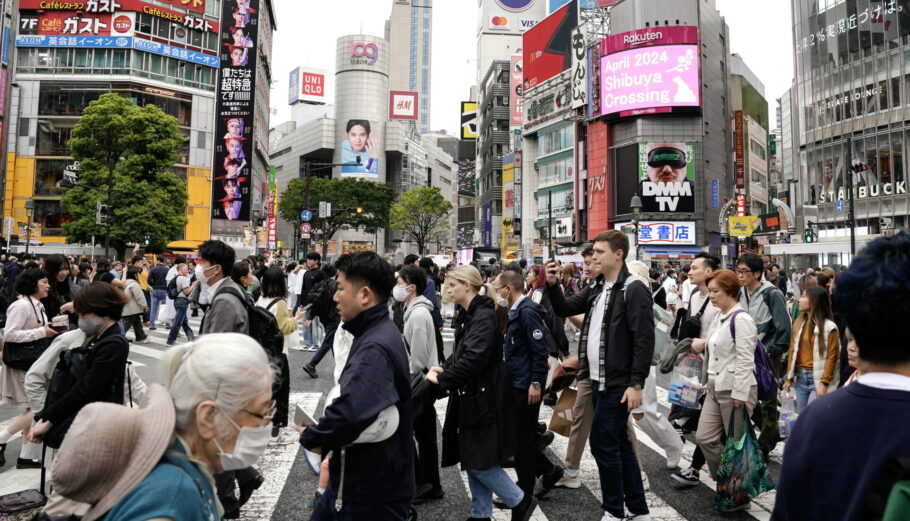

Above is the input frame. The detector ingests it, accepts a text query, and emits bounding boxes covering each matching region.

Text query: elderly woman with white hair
[41,333,275,521]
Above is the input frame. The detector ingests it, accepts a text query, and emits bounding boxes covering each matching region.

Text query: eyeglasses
[243,400,277,423]
[736,269,755,275]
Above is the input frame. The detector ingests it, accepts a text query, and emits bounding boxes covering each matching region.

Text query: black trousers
[413,395,441,489]
[274,353,290,428]
[434,327,445,364]
[122,314,147,341]
[513,388,556,497]
[215,466,260,510]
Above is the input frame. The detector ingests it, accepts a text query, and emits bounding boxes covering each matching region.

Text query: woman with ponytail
[427,266,537,521]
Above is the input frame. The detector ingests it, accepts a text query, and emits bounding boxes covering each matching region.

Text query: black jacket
[504,297,550,389]
[35,324,128,425]
[299,268,327,306]
[148,264,169,290]
[300,303,414,504]
[545,264,654,389]
[438,295,515,471]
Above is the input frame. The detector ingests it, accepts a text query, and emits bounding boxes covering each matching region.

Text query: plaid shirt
[578,280,612,382]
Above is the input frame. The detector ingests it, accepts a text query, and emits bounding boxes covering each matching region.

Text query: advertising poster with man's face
[340,119,380,176]
[638,142,695,213]
[211,0,260,223]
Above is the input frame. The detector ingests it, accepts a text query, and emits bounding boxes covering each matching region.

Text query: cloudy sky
[268,0,794,135]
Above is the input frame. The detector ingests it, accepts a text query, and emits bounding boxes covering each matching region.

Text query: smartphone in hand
[295,404,315,427]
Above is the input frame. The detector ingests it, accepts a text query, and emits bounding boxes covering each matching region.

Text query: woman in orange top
[783,285,839,412]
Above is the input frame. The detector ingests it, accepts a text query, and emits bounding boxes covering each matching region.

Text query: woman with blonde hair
[427,265,537,521]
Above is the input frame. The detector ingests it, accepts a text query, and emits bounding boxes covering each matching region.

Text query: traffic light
[355,206,364,214]
[143,235,150,246]
[804,228,816,243]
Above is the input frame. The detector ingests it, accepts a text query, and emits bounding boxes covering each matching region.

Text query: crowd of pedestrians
[0,229,905,520]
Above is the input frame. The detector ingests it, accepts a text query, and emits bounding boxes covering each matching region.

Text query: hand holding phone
[295,404,315,427]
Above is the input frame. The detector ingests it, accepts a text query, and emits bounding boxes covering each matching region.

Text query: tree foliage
[390,187,453,254]
[61,93,188,255]
[278,176,396,244]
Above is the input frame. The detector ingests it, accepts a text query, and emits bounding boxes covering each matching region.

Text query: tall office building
[385,0,433,132]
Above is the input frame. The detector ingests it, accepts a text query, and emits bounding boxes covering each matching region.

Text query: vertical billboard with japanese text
[599,26,700,119]
[637,142,695,213]
[509,55,523,125]
[523,0,577,90]
[502,154,519,258]
[211,0,259,224]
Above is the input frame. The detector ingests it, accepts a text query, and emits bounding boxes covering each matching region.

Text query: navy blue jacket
[773,382,910,520]
[504,297,550,389]
[300,303,415,504]
[424,276,443,328]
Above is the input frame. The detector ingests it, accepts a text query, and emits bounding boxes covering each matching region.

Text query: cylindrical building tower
[333,34,390,251]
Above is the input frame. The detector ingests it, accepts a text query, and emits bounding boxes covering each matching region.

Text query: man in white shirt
[545,230,655,521]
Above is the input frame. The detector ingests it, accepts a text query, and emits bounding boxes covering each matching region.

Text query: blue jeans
[466,466,524,518]
[167,298,194,345]
[309,319,338,367]
[310,483,410,521]
[794,368,816,413]
[590,381,648,518]
[302,315,318,347]
[149,289,167,328]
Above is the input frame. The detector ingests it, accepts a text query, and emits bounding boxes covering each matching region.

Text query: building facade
[3,0,274,255]
[784,0,910,265]
[476,60,511,248]
[385,0,432,132]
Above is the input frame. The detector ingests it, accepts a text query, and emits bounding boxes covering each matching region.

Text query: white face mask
[212,412,272,471]
[496,296,510,308]
[392,285,410,302]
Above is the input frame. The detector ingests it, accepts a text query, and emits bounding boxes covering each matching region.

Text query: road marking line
[241,392,322,521]
[129,344,165,360]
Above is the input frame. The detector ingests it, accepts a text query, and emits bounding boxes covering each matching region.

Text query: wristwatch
[531,381,541,390]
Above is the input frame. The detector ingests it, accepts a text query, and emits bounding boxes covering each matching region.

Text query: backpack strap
[728,309,746,340]
[265,297,282,312]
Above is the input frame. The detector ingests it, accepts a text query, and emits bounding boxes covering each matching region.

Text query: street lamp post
[24,199,35,257]
[629,194,642,262]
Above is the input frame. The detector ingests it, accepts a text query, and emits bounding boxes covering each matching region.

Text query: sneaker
[536,467,564,498]
[626,513,652,521]
[671,467,700,487]
[599,512,623,521]
[716,502,750,513]
[269,434,296,446]
[15,458,42,470]
[305,345,319,352]
[304,491,322,510]
[149,326,157,331]
[135,337,150,344]
[302,364,318,378]
[553,472,581,489]
[511,493,537,521]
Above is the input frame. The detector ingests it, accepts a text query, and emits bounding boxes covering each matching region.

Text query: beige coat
[122,279,148,317]
[701,303,757,402]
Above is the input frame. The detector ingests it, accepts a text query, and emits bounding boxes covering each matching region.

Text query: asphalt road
[0,317,784,521]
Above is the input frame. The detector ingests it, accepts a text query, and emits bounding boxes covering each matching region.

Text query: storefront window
[36,120,74,157]
[34,160,70,196]
[34,200,72,236]
[39,85,106,116]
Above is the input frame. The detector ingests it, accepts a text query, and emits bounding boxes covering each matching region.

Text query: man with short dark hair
[773,232,910,520]
[403,253,420,266]
[301,252,415,520]
[736,252,791,459]
[297,252,327,350]
[545,230,654,521]
[195,240,261,518]
[495,270,562,499]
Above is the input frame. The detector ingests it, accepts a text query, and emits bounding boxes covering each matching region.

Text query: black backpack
[166,276,180,300]
[309,279,337,319]
[42,345,92,449]
[215,286,284,360]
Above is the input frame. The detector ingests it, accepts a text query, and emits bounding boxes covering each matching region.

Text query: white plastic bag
[668,353,704,409]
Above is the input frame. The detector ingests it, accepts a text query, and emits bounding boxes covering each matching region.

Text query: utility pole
[104,156,115,257]
[547,191,553,259]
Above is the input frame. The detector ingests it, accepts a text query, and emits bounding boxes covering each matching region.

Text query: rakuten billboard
[598,26,701,119]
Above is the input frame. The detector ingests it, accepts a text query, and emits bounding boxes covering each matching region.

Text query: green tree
[278,177,396,255]
[61,93,188,256]
[390,187,453,255]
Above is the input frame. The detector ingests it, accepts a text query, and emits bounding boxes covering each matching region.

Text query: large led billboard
[523,0,577,90]
[599,26,700,119]
[638,141,695,213]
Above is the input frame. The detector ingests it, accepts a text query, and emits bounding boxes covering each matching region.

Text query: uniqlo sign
[389,90,418,120]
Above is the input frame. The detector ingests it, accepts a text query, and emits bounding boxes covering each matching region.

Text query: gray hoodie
[403,295,438,375]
